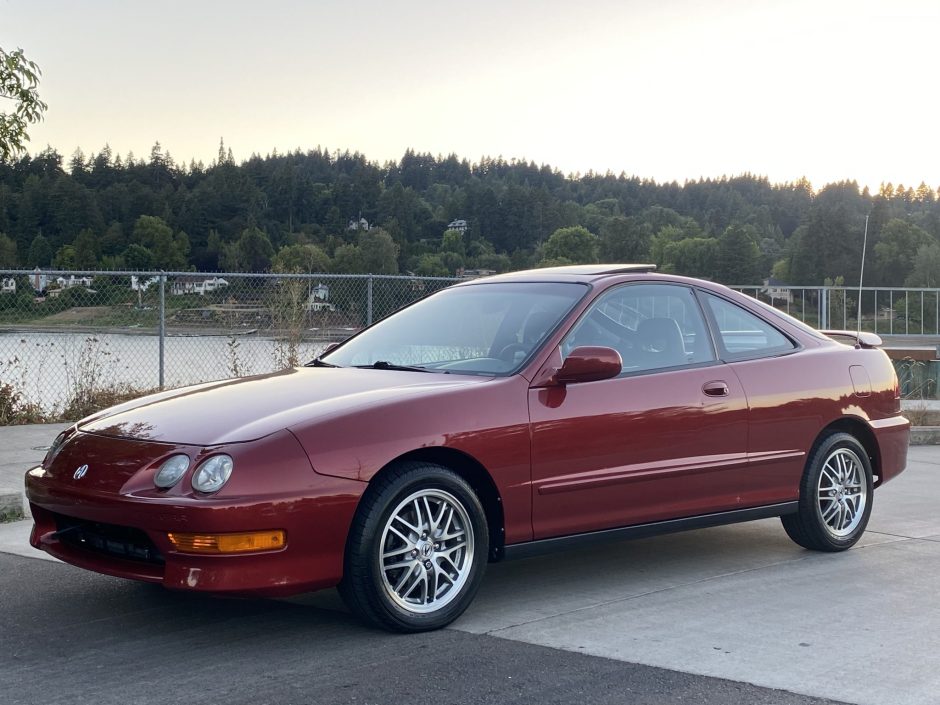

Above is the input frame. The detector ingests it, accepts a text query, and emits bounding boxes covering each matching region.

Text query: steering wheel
[497,343,529,361]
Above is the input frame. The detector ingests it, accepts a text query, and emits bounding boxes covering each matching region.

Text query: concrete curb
[911,426,940,445]
[0,489,23,523]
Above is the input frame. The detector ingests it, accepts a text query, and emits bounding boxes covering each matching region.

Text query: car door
[698,291,813,503]
[529,283,750,539]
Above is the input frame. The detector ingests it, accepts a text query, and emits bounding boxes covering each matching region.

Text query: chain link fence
[0,270,458,418]
[4,272,940,419]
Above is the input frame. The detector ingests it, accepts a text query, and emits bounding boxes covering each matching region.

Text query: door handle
[702,380,729,397]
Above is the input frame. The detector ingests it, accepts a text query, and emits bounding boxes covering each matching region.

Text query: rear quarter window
[703,292,796,358]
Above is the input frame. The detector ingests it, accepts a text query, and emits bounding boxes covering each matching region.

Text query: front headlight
[154,454,190,489]
[191,455,234,494]
[43,428,73,467]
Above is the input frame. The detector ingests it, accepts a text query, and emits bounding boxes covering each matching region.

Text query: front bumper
[26,469,364,597]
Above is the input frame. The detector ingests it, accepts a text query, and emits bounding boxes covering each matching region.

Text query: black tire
[781,432,874,552]
[338,461,489,632]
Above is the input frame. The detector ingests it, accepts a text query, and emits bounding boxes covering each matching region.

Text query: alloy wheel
[816,447,868,538]
[378,489,475,614]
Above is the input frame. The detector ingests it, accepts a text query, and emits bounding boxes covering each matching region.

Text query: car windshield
[321,281,588,375]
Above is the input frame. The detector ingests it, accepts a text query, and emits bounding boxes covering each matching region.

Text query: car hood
[78,367,489,446]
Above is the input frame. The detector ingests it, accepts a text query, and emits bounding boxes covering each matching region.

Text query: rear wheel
[339,461,488,632]
[781,432,873,551]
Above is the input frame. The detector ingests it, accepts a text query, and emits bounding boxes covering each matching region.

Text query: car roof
[464,264,658,285]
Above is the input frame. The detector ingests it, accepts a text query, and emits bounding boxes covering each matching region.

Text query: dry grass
[0,381,47,425]
[59,385,156,421]
[904,403,940,427]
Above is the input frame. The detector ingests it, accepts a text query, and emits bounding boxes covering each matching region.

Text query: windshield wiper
[305,358,340,368]
[356,361,431,372]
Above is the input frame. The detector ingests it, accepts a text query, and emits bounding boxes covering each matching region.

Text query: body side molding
[503,502,799,561]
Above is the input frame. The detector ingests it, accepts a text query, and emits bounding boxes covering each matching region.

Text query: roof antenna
[857,214,870,336]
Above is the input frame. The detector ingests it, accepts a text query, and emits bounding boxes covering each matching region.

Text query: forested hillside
[1,142,938,285]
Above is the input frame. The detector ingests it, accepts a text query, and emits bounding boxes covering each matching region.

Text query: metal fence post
[367,274,374,326]
[159,272,166,389]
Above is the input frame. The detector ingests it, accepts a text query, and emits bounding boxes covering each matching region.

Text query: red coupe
[25,265,909,631]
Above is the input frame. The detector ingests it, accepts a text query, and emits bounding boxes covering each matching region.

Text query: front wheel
[339,462,489,632]
[781,432,874,551]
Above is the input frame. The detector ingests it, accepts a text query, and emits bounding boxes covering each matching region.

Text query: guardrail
[730,285,940,337]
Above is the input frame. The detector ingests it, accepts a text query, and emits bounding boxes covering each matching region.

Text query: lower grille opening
[53,513,165,565]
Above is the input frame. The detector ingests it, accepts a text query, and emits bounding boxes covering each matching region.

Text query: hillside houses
[170,276,229,296]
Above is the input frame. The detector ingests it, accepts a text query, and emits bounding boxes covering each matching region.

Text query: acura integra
[25,265,909,631]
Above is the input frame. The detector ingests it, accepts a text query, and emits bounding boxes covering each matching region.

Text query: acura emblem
[73,464,89,480]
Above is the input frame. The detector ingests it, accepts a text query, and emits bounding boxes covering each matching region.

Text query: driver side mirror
[550,346,622,386]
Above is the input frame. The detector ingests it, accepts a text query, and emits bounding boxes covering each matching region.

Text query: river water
[0,331,330,412]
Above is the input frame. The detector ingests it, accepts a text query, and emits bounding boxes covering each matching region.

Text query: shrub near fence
[0,270,458,418]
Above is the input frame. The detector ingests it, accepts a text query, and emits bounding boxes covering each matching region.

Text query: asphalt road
[0,553,843,705]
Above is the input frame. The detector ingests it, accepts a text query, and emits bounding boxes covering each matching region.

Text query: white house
[457,268,496,280]
[130,275,159,292]
[55,275,94,289]
[171,276,229,296]
[761,277,793,304]
[304,282,335,312]
[347,217,370,231]
[1,278,15,294]
[447,219,469,233]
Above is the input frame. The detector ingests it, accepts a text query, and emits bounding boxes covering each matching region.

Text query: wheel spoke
[412,499,425,531]
[433,561,455,586]
[382,544,413,560]
[428,564,440,602]
[384,558,417,571]
[437,552,461,577]
[442,538,467,556]
[400,566,424,599]
[821,499,838,518]
[418,568,431,605]
[432,500,449,534]
[394,564,417,593]
[392,514,420,535]
[441,527,466,542]
[387,525,413,545]
[423,496,435,532]
[441,506,455,536]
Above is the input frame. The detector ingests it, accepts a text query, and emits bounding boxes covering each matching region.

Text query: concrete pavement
[1,553,846,705]
[1,426,937,704]
[0,423,68,521]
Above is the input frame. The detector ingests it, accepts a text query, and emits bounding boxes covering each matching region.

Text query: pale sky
[2,0,938,190]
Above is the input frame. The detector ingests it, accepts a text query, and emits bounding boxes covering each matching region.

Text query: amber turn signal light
[167,530,286,554]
